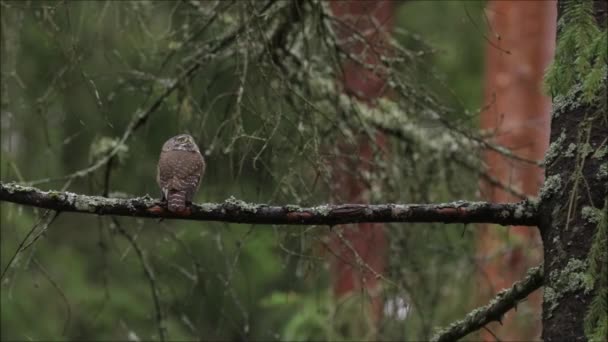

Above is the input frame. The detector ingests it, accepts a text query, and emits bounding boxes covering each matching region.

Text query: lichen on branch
[0,182,539,226]
[431,265,544,342]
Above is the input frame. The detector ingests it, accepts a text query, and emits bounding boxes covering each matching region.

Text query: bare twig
[114,218,167,342]
[0,210,59,281]
[32,258,72,337]
[20,211,61,252]
[24,2,280,187]
[378,124,529,200]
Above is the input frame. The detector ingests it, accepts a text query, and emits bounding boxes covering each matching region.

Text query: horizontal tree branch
[431,265,544,342]
[0,182,539,226]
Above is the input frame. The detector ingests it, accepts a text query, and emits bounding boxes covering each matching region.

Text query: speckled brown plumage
[157,134,205,213]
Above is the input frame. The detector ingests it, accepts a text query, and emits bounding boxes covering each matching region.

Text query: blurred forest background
[0,1,535,341]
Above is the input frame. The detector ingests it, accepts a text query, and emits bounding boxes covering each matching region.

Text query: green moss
[223,196,258,213]
[73,199,92,212]
[47,191,63,199]
[579,143,594,157]
[72,195,121,213]
[546,259,590,314]
[544,286,559,314]
[224,196,238,205]
[3,182,30,194]
[598,164,608,180]
[543,131,566,166]
[527,198,540,208]
[285,204,302,211]
[2,183,14,194]
[558,259,590,292]
[539,175,562,200]
[514,205,525,219]
[500,210,509,219]
[582,206,601,224]
[466,201,486,210]
[242,202,259,213]
[197,203,217,212]
[313,205,331,216]
[565,143,577,157]
[551,86,583,118]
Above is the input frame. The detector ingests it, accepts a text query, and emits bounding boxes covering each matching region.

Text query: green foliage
[584,199,608,341]
[395,1,485,115]
[1,1,486,341]
[261,290,377,341]
[544,0,607,105]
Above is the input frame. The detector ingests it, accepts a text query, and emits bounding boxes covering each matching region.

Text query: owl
[157,134,205,213]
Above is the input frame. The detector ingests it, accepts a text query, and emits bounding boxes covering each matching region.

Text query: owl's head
[162,134,201,153]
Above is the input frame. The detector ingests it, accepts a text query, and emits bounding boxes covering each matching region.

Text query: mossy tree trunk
[539,1,607,340]
[328,0,394,325]
[540,103,607,341]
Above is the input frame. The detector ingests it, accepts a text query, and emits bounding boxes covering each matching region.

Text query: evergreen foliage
[544,0,607,106]
[544,2,607,340]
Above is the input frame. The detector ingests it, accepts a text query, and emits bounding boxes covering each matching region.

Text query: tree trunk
[539,1,608,340]
[329,0,394,324]
[478,1,556,340]
[540,85,607,341]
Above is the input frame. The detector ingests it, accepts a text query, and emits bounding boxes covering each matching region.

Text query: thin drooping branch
[0,210,59,281]
[24,1,280,188]
[431,265,544,342]
[113,218,167,342]
[378,124,529,200]
[0,182,539,226]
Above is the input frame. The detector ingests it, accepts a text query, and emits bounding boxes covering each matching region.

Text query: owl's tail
[167,190,187,213]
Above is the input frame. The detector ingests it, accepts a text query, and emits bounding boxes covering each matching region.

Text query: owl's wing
[157,155,168,200]
[160,150,204,191]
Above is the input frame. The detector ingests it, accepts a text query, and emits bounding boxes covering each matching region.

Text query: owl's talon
[175,207,192,216]
[148,205,165,215]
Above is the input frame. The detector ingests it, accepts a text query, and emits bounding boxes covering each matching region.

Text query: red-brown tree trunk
[329,0,394,324]
[478,1,557,340]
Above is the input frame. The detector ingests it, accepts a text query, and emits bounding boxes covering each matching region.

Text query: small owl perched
[157,134,205,213]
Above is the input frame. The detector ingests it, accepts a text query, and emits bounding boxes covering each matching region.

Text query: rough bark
[539,101,608,341]
[0,182,539,226]
[539,96,607,340]
[539,3,608,340]
[328,0,394,323]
